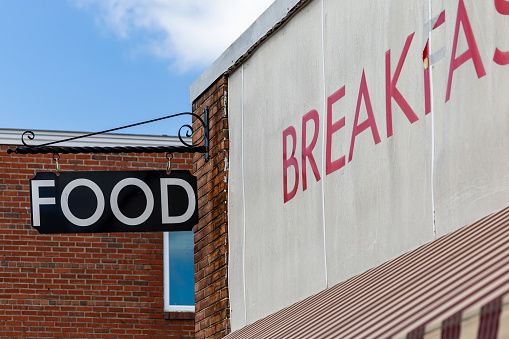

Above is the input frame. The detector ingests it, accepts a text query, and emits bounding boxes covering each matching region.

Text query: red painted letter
[494,0,509,65]
[349,70,381,163]
[423,10,445,114]
[386,32,419,138]
[283,126,299,203]
[302,110,321,190]
[446,0,486,102]
[326,86,346,175]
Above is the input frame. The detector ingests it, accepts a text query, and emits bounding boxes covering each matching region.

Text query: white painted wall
[226,0,509,330]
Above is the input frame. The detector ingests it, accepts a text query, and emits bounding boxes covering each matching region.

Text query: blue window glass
[165,231,194,309]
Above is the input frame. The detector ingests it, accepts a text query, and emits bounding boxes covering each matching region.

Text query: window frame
[163,231,195,313]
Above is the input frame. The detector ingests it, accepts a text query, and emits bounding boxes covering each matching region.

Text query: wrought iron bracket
[6,109,210,161]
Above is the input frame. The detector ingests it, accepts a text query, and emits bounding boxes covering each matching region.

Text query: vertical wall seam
[429,0,437,239]
[320,0,328,289]
[241,64,248,325]
[226,81,232,330]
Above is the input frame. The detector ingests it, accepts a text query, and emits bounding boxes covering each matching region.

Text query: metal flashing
[189,0,313,103]
[0,128,190,148]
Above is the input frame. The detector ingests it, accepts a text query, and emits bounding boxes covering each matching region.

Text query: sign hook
[52,153,60,175]
[166,153,172,174]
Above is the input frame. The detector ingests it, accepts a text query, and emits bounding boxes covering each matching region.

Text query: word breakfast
[283,0,509,203]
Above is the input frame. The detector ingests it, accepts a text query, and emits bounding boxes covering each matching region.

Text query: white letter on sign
[31,180,56,227]
[110,178,154,226]
[61,179,105,227]
[160,178,196,224]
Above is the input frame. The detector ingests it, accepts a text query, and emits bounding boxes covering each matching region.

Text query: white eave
[0,128,191,148]
[189,0,304,103]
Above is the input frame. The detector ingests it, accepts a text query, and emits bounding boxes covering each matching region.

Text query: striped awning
[226,206,509,339]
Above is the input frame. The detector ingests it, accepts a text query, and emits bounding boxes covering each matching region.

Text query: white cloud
[72,0,275,72]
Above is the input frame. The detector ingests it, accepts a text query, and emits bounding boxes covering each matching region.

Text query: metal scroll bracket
[6,108,210,161]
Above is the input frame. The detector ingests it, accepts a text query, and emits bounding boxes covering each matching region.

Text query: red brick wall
[0,146,195,338]
[192,76,230,339]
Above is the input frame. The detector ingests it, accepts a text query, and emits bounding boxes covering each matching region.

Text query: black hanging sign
[30,171,198,234]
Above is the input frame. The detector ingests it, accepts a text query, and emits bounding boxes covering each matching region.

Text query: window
[163,231,195,312]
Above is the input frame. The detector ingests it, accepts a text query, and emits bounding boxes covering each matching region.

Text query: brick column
[192,75,230,339]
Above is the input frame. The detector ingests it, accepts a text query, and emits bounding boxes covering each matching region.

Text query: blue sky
[0,0,273,136]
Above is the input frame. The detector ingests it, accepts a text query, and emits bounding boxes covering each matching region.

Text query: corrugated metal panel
[0,128,190,147]
[226,206,509,339]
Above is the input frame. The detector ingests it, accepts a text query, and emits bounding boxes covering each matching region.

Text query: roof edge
[0,128,191,148]
[189,0,304,103]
